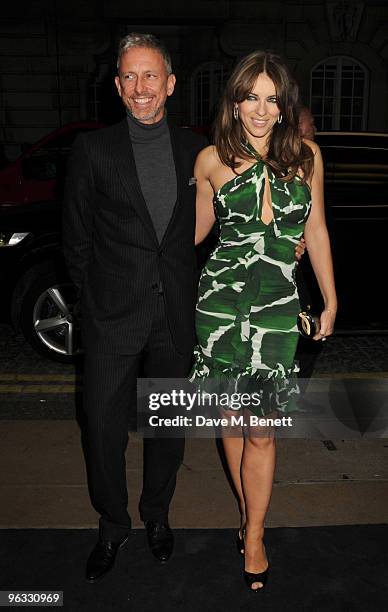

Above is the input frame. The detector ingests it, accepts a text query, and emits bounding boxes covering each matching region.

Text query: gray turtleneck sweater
[127,112,177,244]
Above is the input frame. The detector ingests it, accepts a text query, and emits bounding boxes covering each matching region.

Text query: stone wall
[0,0,387,159]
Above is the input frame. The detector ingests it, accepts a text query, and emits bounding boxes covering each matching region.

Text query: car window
[316,135,388,209]
[21,127,98,182]
[36,129,83,156]
[22,151,58,181]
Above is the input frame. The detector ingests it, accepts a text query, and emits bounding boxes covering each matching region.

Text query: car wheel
[19,271,82,362]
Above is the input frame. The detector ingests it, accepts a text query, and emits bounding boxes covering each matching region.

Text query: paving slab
[0,421,387,529]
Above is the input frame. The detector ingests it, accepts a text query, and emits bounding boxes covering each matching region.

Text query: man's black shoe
[86,535,128,582]
[145,521,174,563]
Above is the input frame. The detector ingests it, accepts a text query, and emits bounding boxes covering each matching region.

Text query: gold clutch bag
[297,311,320,339]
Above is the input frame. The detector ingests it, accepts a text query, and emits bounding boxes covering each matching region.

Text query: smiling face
[115,46,176,124]
[236,72,281,152]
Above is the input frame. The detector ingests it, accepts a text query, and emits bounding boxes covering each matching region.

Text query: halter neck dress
[190,150,312,415]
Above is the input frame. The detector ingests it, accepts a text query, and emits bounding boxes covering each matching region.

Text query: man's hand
[295,237,306,261]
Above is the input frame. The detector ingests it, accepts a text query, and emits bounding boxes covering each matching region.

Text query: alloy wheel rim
[33,284,81,356]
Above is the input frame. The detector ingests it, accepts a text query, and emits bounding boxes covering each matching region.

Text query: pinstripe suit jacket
[63,118,207,354]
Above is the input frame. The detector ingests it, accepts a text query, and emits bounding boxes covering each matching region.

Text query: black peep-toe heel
[243,534,269,592]
[237,525,245,555]
[244,565,269,592]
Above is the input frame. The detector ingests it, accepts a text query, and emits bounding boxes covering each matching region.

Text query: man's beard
[127,104,164,123]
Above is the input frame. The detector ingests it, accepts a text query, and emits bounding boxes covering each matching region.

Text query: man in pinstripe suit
[63,33,207,582]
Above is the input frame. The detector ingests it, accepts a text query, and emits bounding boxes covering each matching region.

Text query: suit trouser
[83,294,193,542]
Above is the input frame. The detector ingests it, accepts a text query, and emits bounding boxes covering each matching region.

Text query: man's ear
[167,74,176,97]
[114,76,122,98]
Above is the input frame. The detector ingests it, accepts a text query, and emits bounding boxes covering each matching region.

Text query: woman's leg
[219,407,276,590]
[221,436,246,531]
[241,415,276,590]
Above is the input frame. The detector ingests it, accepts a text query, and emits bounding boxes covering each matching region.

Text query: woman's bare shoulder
[197,144,220,162]
[196,145,223,174]
[302,138,320,156]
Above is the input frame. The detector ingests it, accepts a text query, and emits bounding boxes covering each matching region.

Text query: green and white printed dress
[190,152,312,416]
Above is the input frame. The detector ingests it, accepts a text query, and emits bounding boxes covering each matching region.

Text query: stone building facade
[1,0,387,159]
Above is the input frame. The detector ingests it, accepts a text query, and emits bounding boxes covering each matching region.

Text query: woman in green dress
[191,51,337,591]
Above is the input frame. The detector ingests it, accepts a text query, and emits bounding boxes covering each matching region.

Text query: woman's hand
[313,307,337,341]
[295,237,306,261]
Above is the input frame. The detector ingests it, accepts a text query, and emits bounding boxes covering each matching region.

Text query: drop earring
[233,105,239,120]
[277,113,283,124]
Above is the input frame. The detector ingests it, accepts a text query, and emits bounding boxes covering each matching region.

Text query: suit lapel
[111,119,158,245]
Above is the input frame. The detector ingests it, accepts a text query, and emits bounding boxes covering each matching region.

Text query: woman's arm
[195,146,217,245]
[303,141,337,339]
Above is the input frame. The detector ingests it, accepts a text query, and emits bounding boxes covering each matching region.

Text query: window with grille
[310,57,368,131]
[191,62,229,126]
[88,81,103,122]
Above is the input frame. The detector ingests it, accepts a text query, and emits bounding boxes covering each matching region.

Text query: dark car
[0,130,387,362]
[0,121,104,207]
[0,200,80,361]
[307,132,388,332]
[0,122,103,362]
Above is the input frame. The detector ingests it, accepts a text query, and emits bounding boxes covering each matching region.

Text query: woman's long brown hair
[213,50,314,183]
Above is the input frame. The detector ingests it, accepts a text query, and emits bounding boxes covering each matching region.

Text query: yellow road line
[0,372,387,381]
[0,385,77,393]
[0,372,387,394]
[0,374,77,382]
[315,372,388,379]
